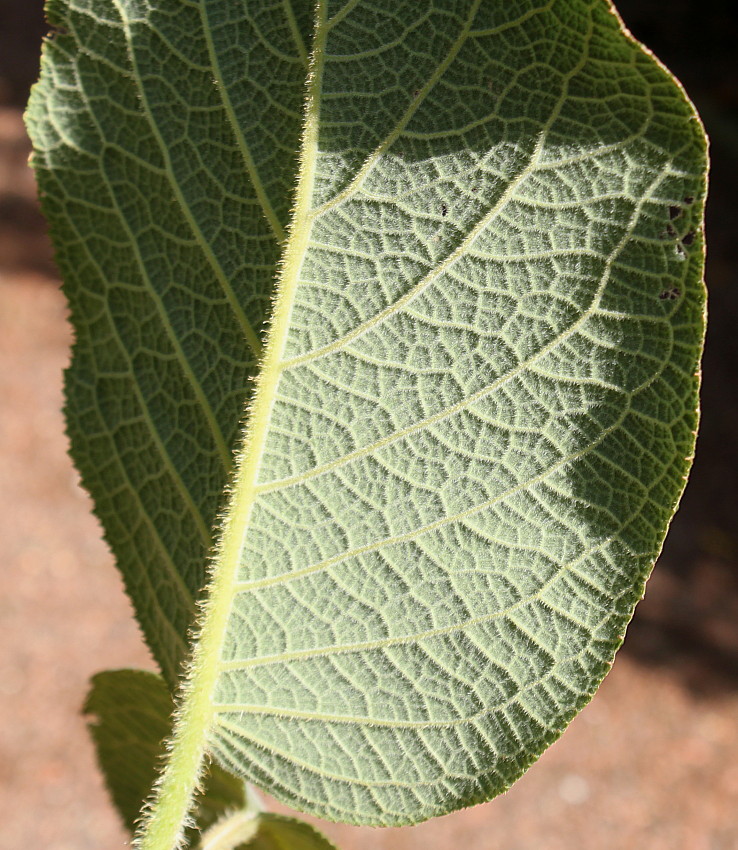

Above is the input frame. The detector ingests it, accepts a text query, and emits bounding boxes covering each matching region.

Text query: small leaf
[244,814,337,850]
[200,812,337,850]
[84,670,244,833]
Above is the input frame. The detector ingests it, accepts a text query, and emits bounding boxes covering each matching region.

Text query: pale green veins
[26,0,707,843]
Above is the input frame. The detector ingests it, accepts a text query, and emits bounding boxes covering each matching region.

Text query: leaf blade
[28,0,708,839]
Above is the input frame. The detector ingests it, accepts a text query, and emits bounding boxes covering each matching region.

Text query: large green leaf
[26,0,312,684]
[27,0,707,841]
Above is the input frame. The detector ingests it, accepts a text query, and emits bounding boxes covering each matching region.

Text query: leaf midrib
[134,2,329,845]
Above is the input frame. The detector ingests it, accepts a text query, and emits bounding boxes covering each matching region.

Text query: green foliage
[26,0,707,845]
[204,814,339,850]
[85,670,176,833]
[84,670,245,834]
[85,671,336,849]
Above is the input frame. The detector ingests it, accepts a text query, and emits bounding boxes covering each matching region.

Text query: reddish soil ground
[2,3,738,848]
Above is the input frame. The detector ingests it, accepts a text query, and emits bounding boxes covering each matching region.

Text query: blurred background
[1,2,736,848]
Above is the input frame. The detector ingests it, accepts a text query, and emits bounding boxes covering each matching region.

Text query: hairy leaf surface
[28,0,707,834]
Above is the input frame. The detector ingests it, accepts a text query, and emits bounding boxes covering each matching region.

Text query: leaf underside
[28,0,706,830]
